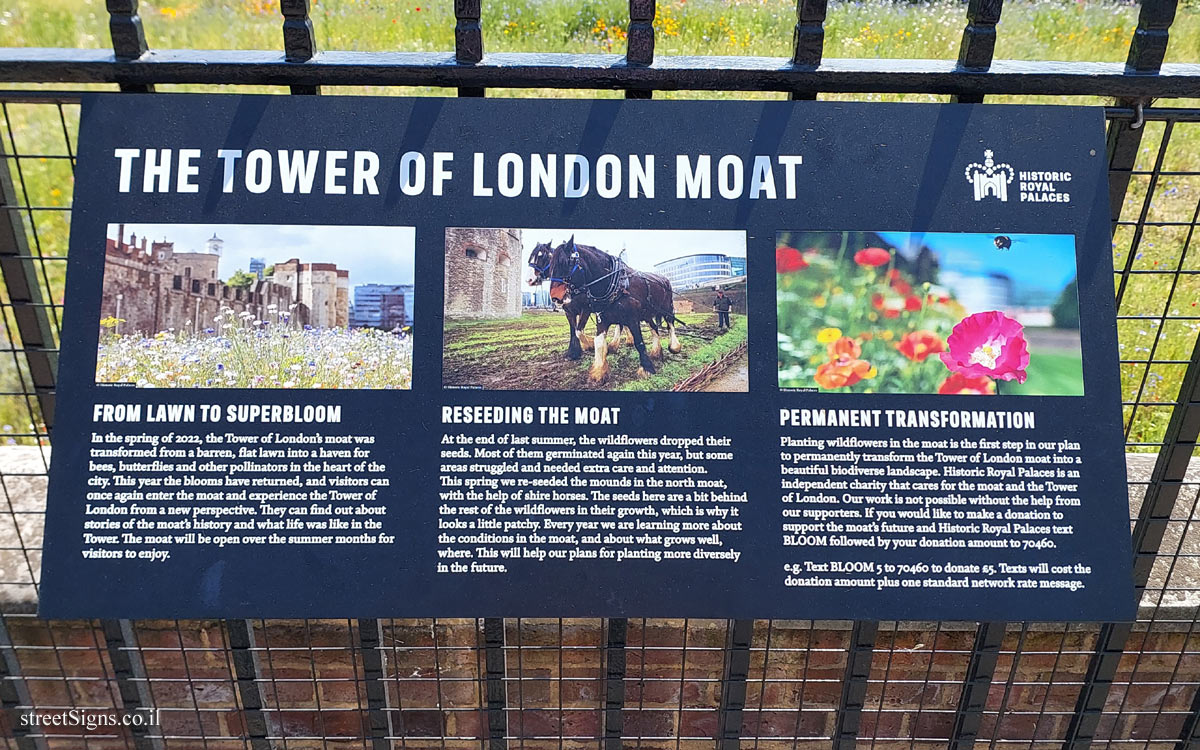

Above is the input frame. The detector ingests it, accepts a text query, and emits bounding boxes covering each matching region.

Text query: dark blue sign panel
[40,94,1133,620]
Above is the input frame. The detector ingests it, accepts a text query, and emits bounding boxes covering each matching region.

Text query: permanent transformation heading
[111,149,807,200]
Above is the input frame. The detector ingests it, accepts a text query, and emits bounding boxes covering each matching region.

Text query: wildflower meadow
[96,307,413,389]
[776,231,1085,396]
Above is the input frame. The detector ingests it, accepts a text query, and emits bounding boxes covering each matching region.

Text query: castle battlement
[101,229,349,336]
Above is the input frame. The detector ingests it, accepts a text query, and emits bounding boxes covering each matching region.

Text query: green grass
[1007,350,1085,397]
[0,0,1197,446]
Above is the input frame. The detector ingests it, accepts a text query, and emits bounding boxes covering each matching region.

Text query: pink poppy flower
[939,311,1030,383]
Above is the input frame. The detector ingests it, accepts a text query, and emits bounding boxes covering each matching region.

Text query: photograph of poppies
[776,231,1084,396]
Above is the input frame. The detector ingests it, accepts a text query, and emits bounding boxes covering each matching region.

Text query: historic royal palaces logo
[965,148,1073,204]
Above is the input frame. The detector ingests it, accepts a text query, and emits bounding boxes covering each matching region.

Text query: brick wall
[100,250,298,337]
[444,228,525,319]
[2,617,1197,749]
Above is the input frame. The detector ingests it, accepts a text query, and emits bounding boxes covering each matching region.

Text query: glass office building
[653,253,743,290]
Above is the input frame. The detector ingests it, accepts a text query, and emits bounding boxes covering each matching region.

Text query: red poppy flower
[815,357,872,389]
[896,330,945,362]
[871,293,885,310]
[892,280,913,295]
[883,309,900,319]
[776,246,808,273]
[904,295,922,312]
[937,372,996,395]
[858,332,874,341]
[854,247,891,267]
[887,269,901,281]
[827,336,862,360]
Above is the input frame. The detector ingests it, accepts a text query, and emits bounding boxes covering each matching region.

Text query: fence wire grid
[0,0,1199,749]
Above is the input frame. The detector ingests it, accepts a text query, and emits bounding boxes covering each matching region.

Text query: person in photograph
[713,286,732,329]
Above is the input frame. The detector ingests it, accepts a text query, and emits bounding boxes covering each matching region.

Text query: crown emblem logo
[964,149,1015,202]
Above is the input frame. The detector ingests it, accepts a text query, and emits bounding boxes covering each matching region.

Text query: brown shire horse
[547,236,682,382]
[527,240,627,360]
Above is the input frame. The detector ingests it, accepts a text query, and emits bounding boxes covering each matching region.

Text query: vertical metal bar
[956,0,1004,70]
[105,0,153,92]
[280,0,319,95]
[0,135,56,430]
[1106,0,1179,235]
[789,0,827,100]
[100,619,163,750]
[1125,0,1178,73]
[718,620,753,750]
[0,617,43,750]
[226,619,271,750]
[1062,623,1132,750]
[832,621,877,750]
[359,619,392,750]
[604,619,627,750]
[626,0,655,100]
[953,0,1005,103]
[455,0,484,98]
[1064,333,1200,750]
[484,618,507,750]
[948,622,1005,750]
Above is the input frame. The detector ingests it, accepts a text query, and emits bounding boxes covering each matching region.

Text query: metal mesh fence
[0,0,1198,748]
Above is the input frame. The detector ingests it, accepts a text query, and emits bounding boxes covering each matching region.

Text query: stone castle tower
[270,259,350,328]
[443,228,524,319]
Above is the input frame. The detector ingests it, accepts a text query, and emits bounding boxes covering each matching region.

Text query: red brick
[623,708,675,737]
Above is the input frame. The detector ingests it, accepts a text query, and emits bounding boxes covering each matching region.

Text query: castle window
[236,289,243,301]
[191,280,201,294]
[172,276,182,290]
[222,287,229,299]
[207,284,216,297]
[465,247,487,261]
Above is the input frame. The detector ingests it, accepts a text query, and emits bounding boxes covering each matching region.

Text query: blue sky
[878,231,1078,294]
[109,224,416,287]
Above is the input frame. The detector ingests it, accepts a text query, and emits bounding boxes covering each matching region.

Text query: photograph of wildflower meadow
[777,231,1084,396]
[95,224,415,389]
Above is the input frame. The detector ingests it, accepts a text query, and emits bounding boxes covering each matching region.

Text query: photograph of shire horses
[528,236,682,382]
[442,228,748,392]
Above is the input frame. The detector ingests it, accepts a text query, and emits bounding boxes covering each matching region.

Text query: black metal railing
[0,1,1197,748]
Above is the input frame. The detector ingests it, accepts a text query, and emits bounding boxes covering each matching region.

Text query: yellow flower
[161,6,178,18]
[816,327,842,344]
[813,295,827,308]
[864,366,878,379]
[881,330,894,341]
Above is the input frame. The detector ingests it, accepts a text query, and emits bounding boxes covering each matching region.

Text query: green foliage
[225,269,257,288]
[1052,278,1080,329]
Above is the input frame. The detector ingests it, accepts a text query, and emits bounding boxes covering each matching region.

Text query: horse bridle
[528,246,553,284]
[561,245,626,306]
